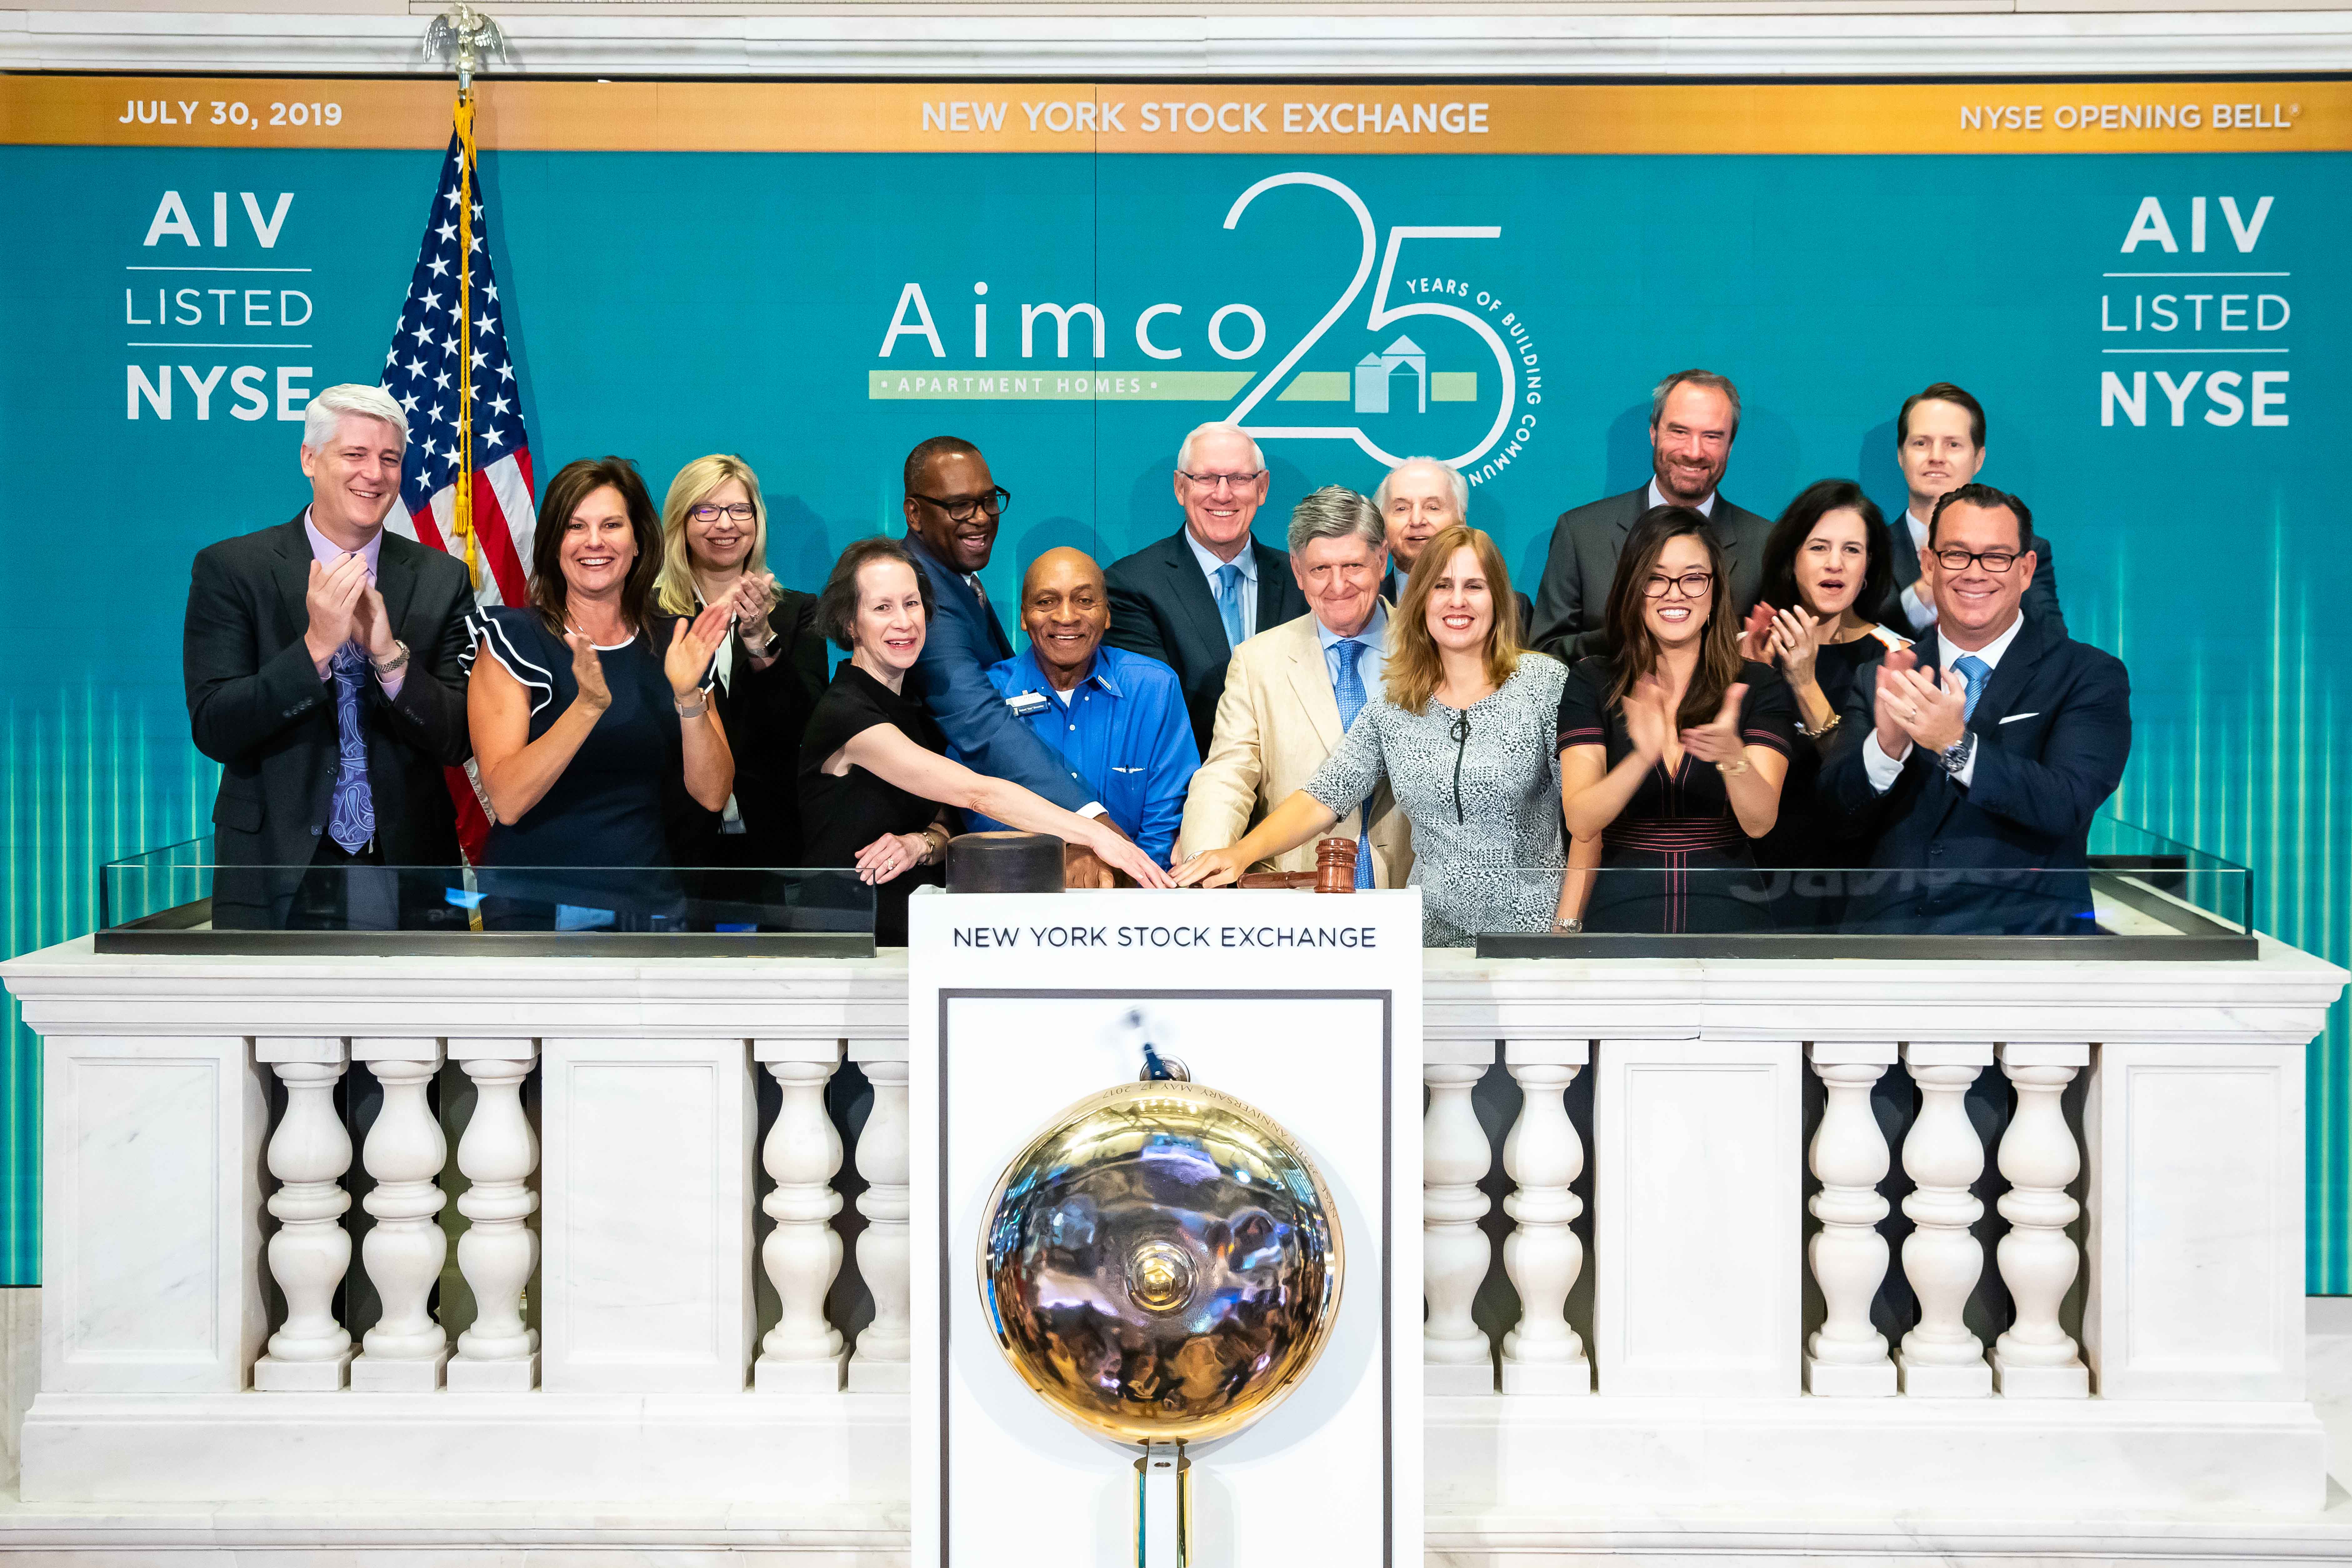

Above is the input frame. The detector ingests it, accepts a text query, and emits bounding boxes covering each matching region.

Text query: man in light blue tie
[1823,482,2131,934]
[1178,487,1413,887]
[1105,422,1309,757]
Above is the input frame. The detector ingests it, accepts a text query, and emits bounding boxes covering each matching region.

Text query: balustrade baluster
[755,1041,848,1392]
[351,1038,450,1390]
[448,1040,539,1392]
[848,1049,910,1393]
[1896,1042,1992,1397]
[1424,1057,1494,1393]
[254,1038,355,1391]
[1992,1042,2091,1397]
[1499,1043,1589,1395]
[1805,1043,1897,1396]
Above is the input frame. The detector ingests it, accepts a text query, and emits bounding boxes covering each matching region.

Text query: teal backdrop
[2,127,2344,1287]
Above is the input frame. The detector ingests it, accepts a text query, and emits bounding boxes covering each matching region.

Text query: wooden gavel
[1236,837,1360,894]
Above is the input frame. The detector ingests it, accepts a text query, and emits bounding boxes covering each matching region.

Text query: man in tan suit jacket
[1177,487,1414,884]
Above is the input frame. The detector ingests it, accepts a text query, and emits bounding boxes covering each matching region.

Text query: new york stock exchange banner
[0,74,2345,1287]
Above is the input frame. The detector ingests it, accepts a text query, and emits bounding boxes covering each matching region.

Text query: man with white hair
[1105,421,1307,754]
[183,383,476,928]
[1374,456,1532,632]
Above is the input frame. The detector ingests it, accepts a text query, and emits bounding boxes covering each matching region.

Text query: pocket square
[1999,711,2040,724]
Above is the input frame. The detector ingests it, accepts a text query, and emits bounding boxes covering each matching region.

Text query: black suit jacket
[1529,486,1772,663]
[652,588,827,868]
[1819,615,2131,934]
[183,514,474,927]
[1875,513,2065,641]
[1105,529,1308,755]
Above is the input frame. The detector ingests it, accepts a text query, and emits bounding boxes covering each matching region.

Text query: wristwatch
[1554,918,1584,934]
[1938,731,1977,776]
[369,639,411,677]
[746,626,782,659]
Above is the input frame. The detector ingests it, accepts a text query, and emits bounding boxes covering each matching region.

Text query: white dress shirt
[1185,528,1259,643]
[1646,478,1717,518]
[1900,510,1938,630]
[1862,609,2026,793]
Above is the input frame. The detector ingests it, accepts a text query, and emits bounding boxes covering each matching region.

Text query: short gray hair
[1287,485,1385,557]
[1372,457,1468,517]
[1175,420,1264,473]
[303,383,408,450]
[1649,369,1741,437]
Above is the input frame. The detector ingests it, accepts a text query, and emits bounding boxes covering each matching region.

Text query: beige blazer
[1176,609,1415,885]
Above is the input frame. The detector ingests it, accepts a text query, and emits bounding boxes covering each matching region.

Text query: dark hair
[818,535,935,650]
[1759,479,1891,623]
[1928,482,2029,552]
[1604,506,1746,730]
[1650,369,1741,438]
[530,457,662,638]
[901,435,982,497]
[1896,382,1987,449]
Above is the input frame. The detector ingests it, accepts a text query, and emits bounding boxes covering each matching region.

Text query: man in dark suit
[1529,369,1771,661]
[1104,422,1308,755]
[1374,456,1532,633]
[184,383,474,929]
[1823,483,2129,935]
[897,436,1121,881]
[1877,382,2064,639]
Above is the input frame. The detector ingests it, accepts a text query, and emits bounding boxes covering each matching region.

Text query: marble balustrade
[0,939,2341,1514]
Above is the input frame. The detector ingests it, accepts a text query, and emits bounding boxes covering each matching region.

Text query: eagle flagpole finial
[425,4,507,101]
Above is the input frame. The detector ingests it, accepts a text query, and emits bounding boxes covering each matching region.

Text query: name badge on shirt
[1005,689,1050,717]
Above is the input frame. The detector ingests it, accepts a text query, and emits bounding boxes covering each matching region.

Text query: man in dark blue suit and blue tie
[897,436,1118,882]
[1822,483,2131,934]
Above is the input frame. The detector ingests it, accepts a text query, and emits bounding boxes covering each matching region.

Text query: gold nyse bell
[977,1053,1343,1565]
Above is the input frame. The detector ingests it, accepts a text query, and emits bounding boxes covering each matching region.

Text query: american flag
[379,126,534,607]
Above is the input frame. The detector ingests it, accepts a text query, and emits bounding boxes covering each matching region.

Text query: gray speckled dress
[1303,654,1569,947]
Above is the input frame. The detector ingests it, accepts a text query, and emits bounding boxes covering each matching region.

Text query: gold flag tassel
[451,95,480,594]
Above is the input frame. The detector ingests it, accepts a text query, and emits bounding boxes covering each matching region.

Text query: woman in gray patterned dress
[1176,525,1570,946]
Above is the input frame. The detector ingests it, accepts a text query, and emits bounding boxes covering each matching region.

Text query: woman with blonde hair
[649,454,827,868]
[1176,523,1571,946]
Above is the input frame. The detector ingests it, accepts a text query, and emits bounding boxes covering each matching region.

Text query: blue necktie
[1214,563,1246,648]
[1329,638,1376,888]
[1954,654,1993,722]
[327,644,375,854]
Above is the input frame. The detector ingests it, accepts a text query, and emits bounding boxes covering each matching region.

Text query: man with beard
[1528,369,1771,661]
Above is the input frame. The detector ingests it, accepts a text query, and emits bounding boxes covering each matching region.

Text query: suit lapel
[271,516,314,645]
[1161,532,1231,654]
[1285,627,1344,749]
[376,533,420,646]
[1963,614,2043,732]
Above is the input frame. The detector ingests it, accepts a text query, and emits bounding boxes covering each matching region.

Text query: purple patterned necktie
[327,644,375,853]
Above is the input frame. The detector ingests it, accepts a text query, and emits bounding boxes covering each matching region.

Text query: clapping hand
[303,553,370,668]
[665,603,733,702]
[1764,607,1823,687]
[727,572,779,649]
[1734,601,1776,663]
[1679,683,1750,766]
[1884,664,1969,755]
[1623,672,1676,763]
[1869,647,1922,756]
[563,630,613,713]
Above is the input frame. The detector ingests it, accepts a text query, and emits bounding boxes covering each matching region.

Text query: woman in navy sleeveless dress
[464,457,733,931]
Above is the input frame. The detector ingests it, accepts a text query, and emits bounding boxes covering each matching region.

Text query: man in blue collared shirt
[970,548,1199,865]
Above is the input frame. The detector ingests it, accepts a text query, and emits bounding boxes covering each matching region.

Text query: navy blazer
[1104,528,1308,756]
[902,535,1092,813]
[1819,614,2131,934]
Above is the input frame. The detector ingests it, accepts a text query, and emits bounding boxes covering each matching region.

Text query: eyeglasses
[689,503,755,524]
[1642,570,1715,599]
[912,487,1011,523]
[1178,469,1265,493]
[1932,548,2020,574]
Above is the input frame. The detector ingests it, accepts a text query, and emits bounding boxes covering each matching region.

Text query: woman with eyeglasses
[1740,479,1912,902]
[1555,506,1796,934]
[1175,525,1570,947]
[648,455,827,870]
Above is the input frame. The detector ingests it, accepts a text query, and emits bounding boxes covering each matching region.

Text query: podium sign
[909,889,1424,1566]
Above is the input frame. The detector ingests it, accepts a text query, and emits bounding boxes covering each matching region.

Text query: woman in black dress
[466,457,734,929]
[649,454,828,870]
[1556,507,1796,934]
[798,537,1172,945]
[1741,479,1912,915]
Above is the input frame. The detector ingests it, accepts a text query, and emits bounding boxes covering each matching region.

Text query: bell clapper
[1134,1441,1190,1568]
